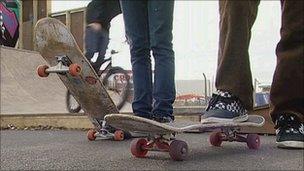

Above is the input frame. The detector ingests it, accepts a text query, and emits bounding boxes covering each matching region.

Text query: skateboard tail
[34,18,75,53]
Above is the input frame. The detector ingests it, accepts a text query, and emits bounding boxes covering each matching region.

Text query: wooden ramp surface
[0,46,68,114]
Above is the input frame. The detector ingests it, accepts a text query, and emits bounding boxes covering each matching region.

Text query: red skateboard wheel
[130,138,148,158]
[209,131,223,147]
[69,64,81,77]
[246,134,260,149]
[87,129,96,141]
[114,130,124,141]
[37,65,49,77]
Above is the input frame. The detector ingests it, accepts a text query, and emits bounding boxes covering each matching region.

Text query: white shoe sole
[201,115,249,123]
[277,141,304,149]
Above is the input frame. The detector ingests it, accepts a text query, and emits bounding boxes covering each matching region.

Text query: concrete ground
[1,130,303,170]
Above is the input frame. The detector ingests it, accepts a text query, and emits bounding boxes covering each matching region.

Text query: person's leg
[271,0,304,149]
[201,0,260,123]
[148,0,175,122]
[84,25,103,72]
[92,26,110,73]
[120,1,153,118]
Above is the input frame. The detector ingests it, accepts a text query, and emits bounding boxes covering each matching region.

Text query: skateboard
[34,18,125,141]
[105,114,265,161]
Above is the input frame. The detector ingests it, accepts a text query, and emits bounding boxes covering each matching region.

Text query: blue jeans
[84,25,109,72]
[120,0,175,120]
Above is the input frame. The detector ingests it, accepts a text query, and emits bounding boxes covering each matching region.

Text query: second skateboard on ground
[105,114,265,161]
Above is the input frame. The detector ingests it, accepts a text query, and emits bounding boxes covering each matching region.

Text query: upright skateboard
[105,114,265,161]
[35,18,126,141]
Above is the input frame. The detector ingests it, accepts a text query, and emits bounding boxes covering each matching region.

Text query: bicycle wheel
[102,66,131,110]
[66,90,81,113]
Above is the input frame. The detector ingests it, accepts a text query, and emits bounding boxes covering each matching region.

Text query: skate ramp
[1,46,68,114]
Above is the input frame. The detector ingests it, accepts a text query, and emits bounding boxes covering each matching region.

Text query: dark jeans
[120,0,175,119]
[84,26,109,72]
[217,0,304,122]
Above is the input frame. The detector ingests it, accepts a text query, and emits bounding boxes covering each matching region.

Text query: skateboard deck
[105,114,265,161]
[34,18,123,141]
[105,114,264,134]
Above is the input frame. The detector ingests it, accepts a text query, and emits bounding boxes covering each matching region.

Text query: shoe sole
[277,141,304,149]
[201,115,249,123]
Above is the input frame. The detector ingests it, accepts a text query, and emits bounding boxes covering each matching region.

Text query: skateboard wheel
[114,130,124,141]
[209,132,223,147]
[37,65,49,77]
[87,129,96,141]
[130,138,148,158]
[246,134,260,149]
[69,64,82,77]
[169,140,188,161]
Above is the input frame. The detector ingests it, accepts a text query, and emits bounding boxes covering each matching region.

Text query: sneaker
[135,112,173,123]
[275,114,304,149]
[91,63,100,74]
[134,113,154,120]
[201,90,248,123]
[153,115,174,123]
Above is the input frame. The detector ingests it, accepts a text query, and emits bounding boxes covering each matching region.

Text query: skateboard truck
[131,134,188,161]
[37,55,82,77]
[87,118,125,141]
[209,127,260,149]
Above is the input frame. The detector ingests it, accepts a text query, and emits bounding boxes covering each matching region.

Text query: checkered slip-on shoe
[201,90,248,123]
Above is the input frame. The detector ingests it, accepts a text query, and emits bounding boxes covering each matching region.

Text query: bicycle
[66,50,131,113]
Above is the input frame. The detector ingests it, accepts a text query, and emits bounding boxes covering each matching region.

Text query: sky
[52,1,281,85]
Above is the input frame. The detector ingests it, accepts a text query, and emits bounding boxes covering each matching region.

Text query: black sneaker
[201,90,248,123]
[134,113,174,123]
[153,115,174,123]
[275,114,304,149]
[91,63,100,74]
[134,113,154,120]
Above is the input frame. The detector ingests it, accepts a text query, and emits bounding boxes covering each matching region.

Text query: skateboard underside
[35,18,118,118]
